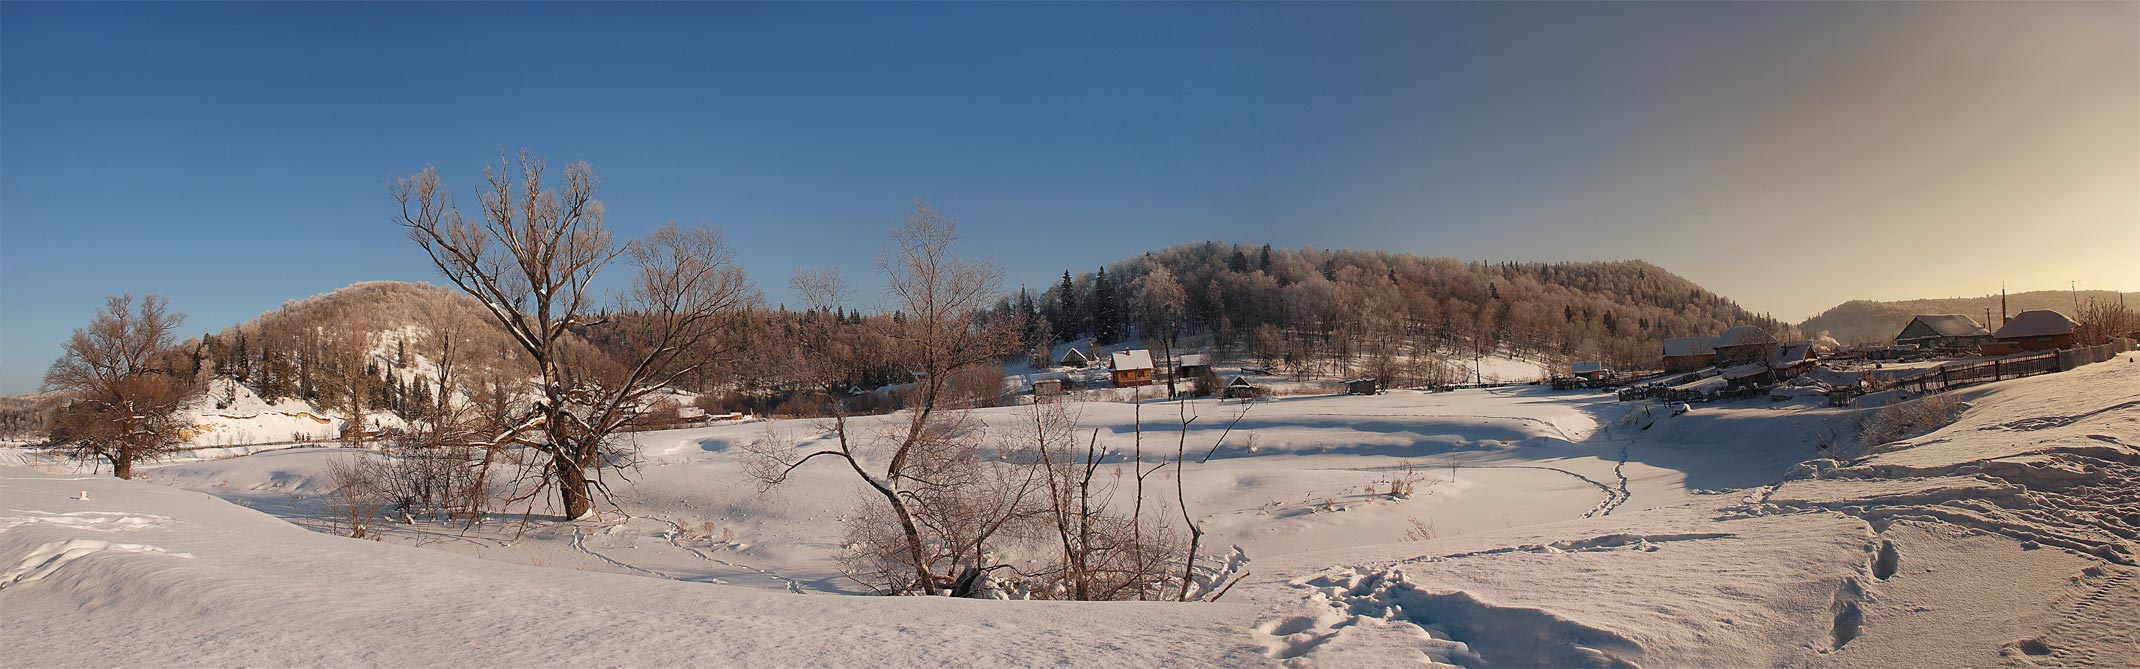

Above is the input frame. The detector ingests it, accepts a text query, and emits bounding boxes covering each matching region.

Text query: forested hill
[1000,242,1791,373]
[1800,290,2138,345]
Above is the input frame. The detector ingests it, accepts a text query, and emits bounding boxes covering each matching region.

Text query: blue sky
[4,2,2135,394]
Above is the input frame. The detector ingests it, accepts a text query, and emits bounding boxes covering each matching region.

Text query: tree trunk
[554,453,593,520]
[876,486,939,595]
[112,452,134,480]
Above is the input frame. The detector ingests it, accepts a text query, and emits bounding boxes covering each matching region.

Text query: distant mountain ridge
[1799,290,2137,345]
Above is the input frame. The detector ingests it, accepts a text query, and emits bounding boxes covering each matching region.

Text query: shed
[1110,349,1155,387]
[1030,373,1070,398]
[1342,378,1380,395]
[1059,348,1092,368]
[1662,336,1718,372]
[1223,376,1262,399]
[1176,353,1210,375]
[1984,310,2078,354]
[1570,361,1608,380]
[1894,315,1992,350]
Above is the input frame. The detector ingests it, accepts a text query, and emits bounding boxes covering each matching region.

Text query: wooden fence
[1887,338,2133,395]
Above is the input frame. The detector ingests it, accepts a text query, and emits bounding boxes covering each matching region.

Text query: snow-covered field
[4,357,2136,666]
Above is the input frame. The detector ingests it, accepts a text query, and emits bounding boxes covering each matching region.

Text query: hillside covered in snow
[5,349,2135,666]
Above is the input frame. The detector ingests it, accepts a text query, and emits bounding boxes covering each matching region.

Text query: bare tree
[1134,265,1188,397]
[745,203,1017,595]
[310,319,380,447]
[2075,298,2138,346]
[393,152,755,520]
[43,295,200,479]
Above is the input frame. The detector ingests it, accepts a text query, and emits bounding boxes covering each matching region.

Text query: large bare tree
[43,295,200,479]
[393,152,755,520]
[746,203,1018,595]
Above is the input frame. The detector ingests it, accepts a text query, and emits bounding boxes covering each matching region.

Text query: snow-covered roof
[1571,361,1604,374]
[1775,343,1814,366]
[1901,314,1990,338]
[1060,348,1090,363]
[1178,354,1209,368]
[1662,336,1717,358]
[1993,310,2077,339]
[1721,363,1770,380]
[1716,326,1777,348]
[1111,349,1154,371]
[1227,375,1257,387]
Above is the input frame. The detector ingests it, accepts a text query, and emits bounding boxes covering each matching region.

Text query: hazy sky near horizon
[3,2,2135,394]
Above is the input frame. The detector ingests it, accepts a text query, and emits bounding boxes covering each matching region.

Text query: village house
[1661,336,1717,372]
[1223,375,1262,399]
[1110,349,1155,387]
[1983,309,2078,355]
[1893,314,1992,350]
[1570,361,1608,380]
[1058,348,1092,368]
[1713,325,1779,367]
[1176,353,1210,377]
[1343,378,1380,395]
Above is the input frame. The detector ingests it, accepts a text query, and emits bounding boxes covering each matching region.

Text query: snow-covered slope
[4,355,2134,666]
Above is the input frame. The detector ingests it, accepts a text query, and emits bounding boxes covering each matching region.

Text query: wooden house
[1662,336,1717,372]
[1713,326,1780,367]
[1570,361,1608,380]
[1059,348,1092,368]
[1983,310,2078,355]
[1176,353,1210,376]
[1893,315,1991,350]
[1110,349,1155,387]
[1223,376,1262,399]
[1343,378,1380,395]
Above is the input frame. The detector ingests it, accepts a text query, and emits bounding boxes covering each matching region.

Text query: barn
[1893,315,1992,350]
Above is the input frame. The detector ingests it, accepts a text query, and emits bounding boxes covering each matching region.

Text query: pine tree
[1056,270,1078,340]
[1092,266,1122,345]
[1258,244,1272,272]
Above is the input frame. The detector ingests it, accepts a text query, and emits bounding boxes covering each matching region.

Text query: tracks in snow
[645,516,807,593]
[566,516,807,592]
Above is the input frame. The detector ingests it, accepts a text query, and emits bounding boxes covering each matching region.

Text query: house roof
[1111,349,1154,371]
[1571,361,1604,374]
[1663,336,1717,358]
[1060,348,1090,362]
[1901,314,1990,338]
[1993,310,2077,339]
[1775,342,1814,366]
[1721,363,1770,380]
[1178,353,1209,368]
[1227,376,1257,387]
[1716,325,1777,348]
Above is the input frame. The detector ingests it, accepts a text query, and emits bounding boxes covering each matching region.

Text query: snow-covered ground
[4,355,2135,666]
